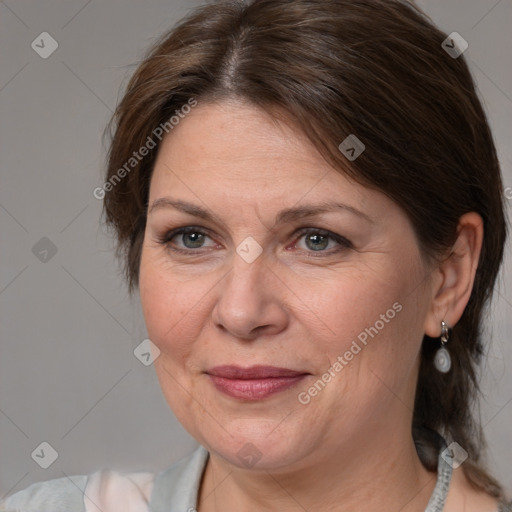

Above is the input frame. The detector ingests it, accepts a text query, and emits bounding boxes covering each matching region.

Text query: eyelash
[156,226,352,257]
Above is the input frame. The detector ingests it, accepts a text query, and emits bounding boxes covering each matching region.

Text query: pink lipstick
[206,365,308,400]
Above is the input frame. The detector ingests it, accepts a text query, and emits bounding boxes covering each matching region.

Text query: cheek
[138,252,207,425]
[301,260,427,385]
[292,264,406,346]
[139,251,190,353]
[138,247,222,365]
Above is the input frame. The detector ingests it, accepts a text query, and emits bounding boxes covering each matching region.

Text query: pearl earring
[434,320,451,373]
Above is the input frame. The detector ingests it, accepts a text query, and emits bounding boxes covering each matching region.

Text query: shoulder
[445,466,505,512]
[1,470,154,512]
[0,446,209,512]
[0,474,89,512]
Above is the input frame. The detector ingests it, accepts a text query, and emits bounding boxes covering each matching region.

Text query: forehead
[157,102,323,170]
[150,100,368,206]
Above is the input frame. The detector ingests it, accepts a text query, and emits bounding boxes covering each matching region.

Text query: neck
[197,424,438,512]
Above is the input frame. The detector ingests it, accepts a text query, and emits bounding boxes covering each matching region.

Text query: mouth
[206,365,310,401]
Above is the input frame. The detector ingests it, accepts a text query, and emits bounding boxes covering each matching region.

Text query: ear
[423,212,484,338]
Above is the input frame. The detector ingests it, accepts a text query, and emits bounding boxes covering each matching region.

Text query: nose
[211,251,289,341]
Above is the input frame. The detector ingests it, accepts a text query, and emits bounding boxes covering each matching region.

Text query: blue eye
[159,227,215,252]
[179,231,207,248]
[294,228,352,254]
[302,232,330,251]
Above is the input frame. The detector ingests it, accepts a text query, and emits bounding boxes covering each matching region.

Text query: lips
[207,365,307,379]
[206,365,309,400]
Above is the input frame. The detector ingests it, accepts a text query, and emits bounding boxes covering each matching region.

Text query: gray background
[1,0,511,499]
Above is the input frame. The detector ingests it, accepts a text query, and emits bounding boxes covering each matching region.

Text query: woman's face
[139,100,436,472]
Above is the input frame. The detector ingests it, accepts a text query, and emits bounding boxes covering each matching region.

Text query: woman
[2,0,510,510]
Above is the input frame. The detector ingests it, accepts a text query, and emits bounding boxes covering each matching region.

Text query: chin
[198,420,312,471]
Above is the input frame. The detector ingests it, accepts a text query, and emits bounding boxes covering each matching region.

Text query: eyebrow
[148,198,373,225]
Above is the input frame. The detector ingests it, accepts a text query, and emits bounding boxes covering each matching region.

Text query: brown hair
[103,0,507,497]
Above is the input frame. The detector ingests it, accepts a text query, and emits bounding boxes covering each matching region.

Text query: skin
[139,99,495,511]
